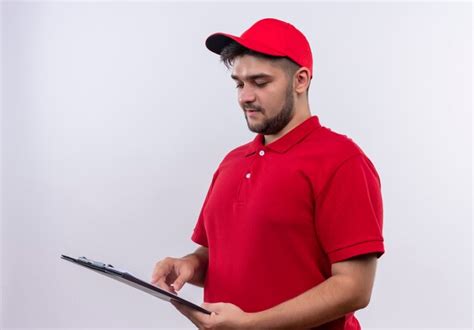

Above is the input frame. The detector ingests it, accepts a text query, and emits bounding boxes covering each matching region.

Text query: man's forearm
[182,246,208,287]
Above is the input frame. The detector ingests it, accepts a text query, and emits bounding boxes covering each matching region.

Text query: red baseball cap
[205,18,313,77]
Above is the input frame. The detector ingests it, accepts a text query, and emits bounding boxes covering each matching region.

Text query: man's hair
[220,42,310,95]
[220,42,300,79]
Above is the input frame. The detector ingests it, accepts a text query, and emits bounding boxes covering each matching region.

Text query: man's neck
[263,107,311,145]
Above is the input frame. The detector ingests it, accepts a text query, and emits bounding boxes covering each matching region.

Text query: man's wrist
[182,249,208,286]
[243,309,293,329]
[181,253,200,268]
[242,311,265,329]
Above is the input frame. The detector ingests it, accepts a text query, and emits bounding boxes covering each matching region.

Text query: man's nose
[238,85,256,104]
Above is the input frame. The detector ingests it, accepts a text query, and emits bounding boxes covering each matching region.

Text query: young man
[151,18,385,329]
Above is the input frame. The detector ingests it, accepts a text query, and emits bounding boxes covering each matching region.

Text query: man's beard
[244,84,295,135]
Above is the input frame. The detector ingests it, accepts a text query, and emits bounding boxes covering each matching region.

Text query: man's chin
[247,123,266,134]
[245,115,269,134]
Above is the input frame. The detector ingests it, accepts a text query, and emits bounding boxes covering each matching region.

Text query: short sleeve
[191,170,220,247]
[315,154,384,264]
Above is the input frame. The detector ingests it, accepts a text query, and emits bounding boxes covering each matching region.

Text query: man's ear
[294,67,311,95]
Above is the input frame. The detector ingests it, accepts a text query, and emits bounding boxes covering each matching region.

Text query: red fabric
[192,116,384,329]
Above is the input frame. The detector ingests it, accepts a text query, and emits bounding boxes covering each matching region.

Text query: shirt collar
[245,115,322,156]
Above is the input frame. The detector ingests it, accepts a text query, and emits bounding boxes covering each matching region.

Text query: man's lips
[245,109,260,117]
[244,107,262,113]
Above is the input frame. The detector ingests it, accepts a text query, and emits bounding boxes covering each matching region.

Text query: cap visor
[205,32,286,57]
[205,33,241,54]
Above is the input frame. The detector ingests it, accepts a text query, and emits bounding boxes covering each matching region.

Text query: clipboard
[61,254,211,315]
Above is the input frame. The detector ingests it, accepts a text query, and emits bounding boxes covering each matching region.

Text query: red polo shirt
[191,116,384,329]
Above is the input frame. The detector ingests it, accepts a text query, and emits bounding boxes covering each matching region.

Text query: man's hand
[151,256,196,293]
[151,247,209,293]
[171,301,252,330]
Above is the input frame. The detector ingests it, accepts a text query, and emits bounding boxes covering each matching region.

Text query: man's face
[231,55,295,135]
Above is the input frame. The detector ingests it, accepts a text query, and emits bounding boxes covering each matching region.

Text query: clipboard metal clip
[78,256,114,269]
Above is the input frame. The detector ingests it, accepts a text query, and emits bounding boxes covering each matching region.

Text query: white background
[1,1,472,329]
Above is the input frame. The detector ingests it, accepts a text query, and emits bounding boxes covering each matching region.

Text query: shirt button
[259,150,265,156]
[245,172,251,179]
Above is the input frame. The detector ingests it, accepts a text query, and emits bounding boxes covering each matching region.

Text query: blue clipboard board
[61,254,211,315]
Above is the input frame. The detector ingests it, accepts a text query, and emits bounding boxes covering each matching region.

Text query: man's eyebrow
[231,73,273,81]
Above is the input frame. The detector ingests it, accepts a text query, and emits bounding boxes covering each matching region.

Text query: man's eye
[235,83,243,89]
[255,81,268,87]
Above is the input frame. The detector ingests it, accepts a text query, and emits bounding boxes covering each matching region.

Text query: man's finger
[201,302,224,314]
[155,278,176,294]
[171,267,193,291]
[151,261,171,284]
